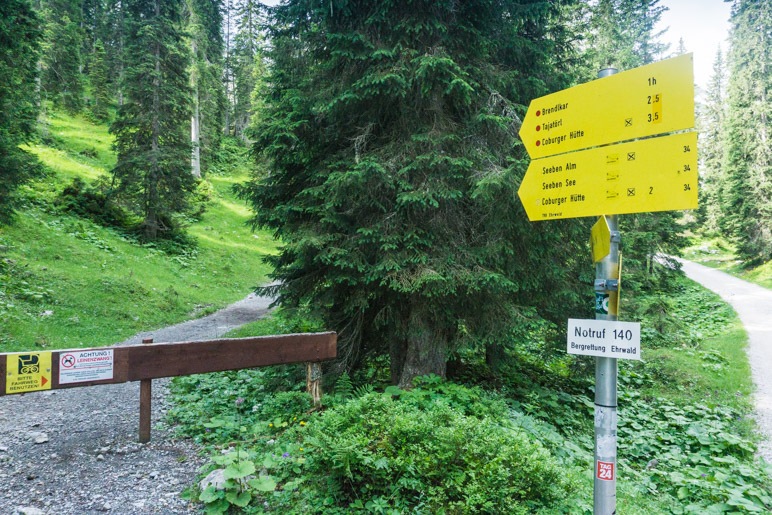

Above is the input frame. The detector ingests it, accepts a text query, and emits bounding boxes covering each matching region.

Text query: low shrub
[190,384,572,514]
[56,177,132,229]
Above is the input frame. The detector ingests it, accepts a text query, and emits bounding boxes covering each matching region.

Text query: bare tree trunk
[191,40,201,178]
[117,0,125,107]
[223,0,232,137]
[389,338,407,386]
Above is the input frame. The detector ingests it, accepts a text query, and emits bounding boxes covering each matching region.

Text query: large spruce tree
[0,0,43,224]
[697,47,727,234]
[40,0,85,113]
[228,0,266,139]
[187,0,227,177]
[721,0,771,264]
[110,0,194,240]
[242,0,585,386]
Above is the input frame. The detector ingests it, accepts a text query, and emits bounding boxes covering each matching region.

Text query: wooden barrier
[0,332,337,440]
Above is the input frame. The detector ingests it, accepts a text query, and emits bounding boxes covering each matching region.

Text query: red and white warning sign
[596,460,615,481]
[59,349,114,384]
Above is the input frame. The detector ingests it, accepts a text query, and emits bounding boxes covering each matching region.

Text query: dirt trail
[0,292,273,514]
[676,258,772,462]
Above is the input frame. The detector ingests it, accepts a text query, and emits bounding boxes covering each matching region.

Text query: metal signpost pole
[594,67,620,515]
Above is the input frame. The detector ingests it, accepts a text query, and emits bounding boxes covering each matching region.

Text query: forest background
[1,0,771,513]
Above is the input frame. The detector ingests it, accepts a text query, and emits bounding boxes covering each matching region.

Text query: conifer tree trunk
[191,39,201,178]
[397,308,447,388]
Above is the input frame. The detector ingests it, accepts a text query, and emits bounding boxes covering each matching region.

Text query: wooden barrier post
[306,362,323,408]
[139,338,153,443]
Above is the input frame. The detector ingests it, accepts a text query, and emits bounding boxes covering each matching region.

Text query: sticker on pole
[5,352,52,394]
[567,318,641,360]
[59,349,114,384]
[596,460,615,481]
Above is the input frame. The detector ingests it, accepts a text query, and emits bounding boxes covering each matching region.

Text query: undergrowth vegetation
[169,276,772,514]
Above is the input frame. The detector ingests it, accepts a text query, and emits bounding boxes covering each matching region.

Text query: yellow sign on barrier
[518,131,698,221]
[5,352,52,394]
[519,54,694,160]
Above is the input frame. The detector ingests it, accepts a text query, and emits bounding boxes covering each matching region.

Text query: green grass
[0,109,277,353]
[684,236,772,289]
[635,320,752,408]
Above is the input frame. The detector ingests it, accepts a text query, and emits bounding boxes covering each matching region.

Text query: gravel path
[676,258,772,462]
[0,292,274,515]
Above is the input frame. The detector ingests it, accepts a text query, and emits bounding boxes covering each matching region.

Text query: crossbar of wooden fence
[0,332,337,395]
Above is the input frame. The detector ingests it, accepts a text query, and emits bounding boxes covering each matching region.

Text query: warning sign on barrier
[59,349,114,384]
[5,352,52,394]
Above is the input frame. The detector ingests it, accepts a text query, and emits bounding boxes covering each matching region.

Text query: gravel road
[0,292,274,515]
[676,258,772,462]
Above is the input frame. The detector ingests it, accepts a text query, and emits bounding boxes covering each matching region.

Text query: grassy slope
[683,237,772,289]
[0,110,276,353]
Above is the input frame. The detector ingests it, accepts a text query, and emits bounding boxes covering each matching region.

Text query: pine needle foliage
[240,0,588,386]
[720,0,771,265]
[0,0,43,224]
[109,0,195,241]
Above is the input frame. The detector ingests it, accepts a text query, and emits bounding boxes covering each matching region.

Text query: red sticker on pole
[597,461,615,481]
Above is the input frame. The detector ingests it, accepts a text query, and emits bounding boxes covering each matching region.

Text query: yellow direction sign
[5,352,52,394]
[519,54,694,159]
[518,131,697,221]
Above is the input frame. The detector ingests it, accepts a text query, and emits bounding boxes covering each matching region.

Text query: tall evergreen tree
[102,0,128,106]
[40,0,85,113]
[187,0,227,176]
[229,0,266,139]
[110,0,194,240]
[89,39,112,121]
[578,0,669,81]
[720,0,771,264]
[241,0,586,386]
[0,0,43,224]
[697,47,727,233]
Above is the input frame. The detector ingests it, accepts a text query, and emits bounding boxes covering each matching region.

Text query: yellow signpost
[5,352,52,394]
[518,131,697,221]
[519,53,695,160]
[518,56,697,515]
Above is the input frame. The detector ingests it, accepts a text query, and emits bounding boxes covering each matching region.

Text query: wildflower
[299,448,304,452]
[299,421,306,426]
[235,397,245,406]
[282,452,290,458]
[269,423,273,427]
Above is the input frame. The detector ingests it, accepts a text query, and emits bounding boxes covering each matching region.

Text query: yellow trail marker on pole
[591,216,611,263]
[519,53,694,159]
[518,131,697,221]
